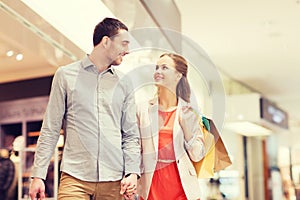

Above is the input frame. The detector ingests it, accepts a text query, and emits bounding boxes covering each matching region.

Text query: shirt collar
[81,54,115,75]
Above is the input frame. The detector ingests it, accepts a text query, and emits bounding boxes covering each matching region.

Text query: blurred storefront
[1,1,299,200]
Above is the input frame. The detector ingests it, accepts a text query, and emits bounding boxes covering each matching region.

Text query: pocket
[140,163,145,173]
[182,154,197,176]
[188,166,197,176]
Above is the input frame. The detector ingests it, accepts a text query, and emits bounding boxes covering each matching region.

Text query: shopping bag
[192,116,232,178]
[192,121,215,178]
[208,118,232,172]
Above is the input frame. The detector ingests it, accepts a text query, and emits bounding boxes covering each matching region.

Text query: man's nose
[124,44,130,54]
[121,51,129,56]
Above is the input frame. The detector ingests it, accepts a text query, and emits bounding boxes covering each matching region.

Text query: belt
[157,159,176,163]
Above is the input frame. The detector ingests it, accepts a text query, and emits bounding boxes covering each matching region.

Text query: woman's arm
[179,106,206,162]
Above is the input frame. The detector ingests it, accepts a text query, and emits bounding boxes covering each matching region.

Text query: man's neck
[88,50,111,73]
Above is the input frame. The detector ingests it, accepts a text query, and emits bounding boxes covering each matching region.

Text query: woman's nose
[155,66,162,73]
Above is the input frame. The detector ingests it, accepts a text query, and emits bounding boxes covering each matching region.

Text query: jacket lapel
[148,99,159,155]
[147,98,188,160]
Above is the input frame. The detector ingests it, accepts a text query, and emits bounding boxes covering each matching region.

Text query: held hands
[120,174,138,200]
[29,178,46,200]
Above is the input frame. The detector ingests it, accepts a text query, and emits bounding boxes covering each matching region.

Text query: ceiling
[174,0,300,131]
[0,0,300,132]
[0,0,84,83]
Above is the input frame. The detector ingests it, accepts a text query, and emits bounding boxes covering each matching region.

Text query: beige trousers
[58,172,123,200]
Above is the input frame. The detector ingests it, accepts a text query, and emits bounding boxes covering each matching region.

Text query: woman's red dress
[145,109,188,200]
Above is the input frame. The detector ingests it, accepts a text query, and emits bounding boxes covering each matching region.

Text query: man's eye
[163,66,168,70]
[122,41,129,45]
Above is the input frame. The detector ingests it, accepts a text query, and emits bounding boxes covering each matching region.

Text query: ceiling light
[224,121,272,137]
[16,53,23,61]
[6,50,14,57]
[237,114,244,120]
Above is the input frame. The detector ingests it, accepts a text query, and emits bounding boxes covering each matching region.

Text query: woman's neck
[158,87,178,111]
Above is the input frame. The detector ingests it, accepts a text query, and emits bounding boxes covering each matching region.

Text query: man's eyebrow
[122,40,130,43]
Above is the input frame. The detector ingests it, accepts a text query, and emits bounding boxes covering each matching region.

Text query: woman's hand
[178,105,198,141]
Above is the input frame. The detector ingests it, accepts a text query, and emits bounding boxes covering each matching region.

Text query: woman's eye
[155,65,168,70]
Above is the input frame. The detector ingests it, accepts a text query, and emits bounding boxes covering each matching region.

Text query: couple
[29,17,206,200]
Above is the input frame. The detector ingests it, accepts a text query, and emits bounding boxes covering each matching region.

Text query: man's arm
[121,80,141,177]
[29,68,66,199]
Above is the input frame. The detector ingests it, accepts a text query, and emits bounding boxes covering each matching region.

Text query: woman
[137,53,206,200]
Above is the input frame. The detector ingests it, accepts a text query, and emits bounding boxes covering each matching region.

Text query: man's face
[108,29,130,66]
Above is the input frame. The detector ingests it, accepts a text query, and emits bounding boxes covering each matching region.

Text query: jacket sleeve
[180,107,206,162]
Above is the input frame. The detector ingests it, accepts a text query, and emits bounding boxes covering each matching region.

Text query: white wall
[247,137,265,200]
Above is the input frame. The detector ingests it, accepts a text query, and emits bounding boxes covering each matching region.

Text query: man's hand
[120,174,138,200]
[29,177,46,200]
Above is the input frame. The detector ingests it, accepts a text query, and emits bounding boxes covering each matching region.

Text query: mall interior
[0,0,300,200]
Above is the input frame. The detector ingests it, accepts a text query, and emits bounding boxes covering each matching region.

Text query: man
[29,17,140,200]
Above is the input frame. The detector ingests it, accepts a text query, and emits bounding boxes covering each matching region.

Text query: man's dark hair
[93,17,128,46]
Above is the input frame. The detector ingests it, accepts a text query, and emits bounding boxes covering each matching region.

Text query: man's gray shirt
[31,55,141,181]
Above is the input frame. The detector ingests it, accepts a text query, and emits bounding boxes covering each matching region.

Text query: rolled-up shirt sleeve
[121,80,141,177]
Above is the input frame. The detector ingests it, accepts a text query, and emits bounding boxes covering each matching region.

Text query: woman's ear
[177,73,183,80]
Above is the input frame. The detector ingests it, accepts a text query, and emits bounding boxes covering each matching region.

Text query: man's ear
[101,36,110,48]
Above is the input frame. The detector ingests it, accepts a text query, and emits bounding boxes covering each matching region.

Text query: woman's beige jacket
[137,98,206,200]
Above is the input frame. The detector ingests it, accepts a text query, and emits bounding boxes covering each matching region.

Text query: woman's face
[154,55,182,91]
